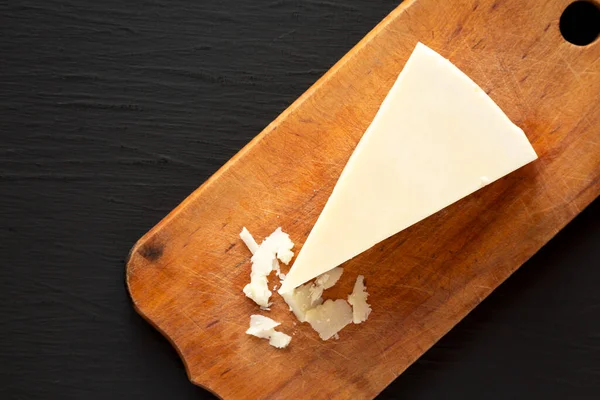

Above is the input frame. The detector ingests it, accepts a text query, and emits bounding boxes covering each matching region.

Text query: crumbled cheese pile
[241,227,371,346]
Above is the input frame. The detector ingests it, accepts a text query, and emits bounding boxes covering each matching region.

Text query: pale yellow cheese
[279,42,537,293]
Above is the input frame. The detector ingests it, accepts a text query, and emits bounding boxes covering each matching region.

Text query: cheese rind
[279,42,537,293]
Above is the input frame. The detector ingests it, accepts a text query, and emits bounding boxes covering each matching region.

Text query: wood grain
[126,0,600,398]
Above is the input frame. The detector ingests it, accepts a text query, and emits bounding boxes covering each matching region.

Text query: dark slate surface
[1,1,598,399]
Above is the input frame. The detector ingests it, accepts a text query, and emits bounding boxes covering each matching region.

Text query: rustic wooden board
[126,0,600,398]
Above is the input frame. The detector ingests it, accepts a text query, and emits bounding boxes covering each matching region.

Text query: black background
[1,1,598,399]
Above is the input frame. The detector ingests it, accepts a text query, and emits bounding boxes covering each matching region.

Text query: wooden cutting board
[126,0,600,398]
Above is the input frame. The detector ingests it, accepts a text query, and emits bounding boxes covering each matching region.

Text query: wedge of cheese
[279,42,537,293]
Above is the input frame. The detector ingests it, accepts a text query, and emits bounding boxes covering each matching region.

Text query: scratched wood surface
[126,0,600,398]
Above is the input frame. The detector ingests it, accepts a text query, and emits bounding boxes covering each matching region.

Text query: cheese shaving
[240,227,295,307]
[240,227,370,342]
[240,227,259,254]
[347,275,371,324]
[281,283,324,323]
[281,267,343,322]
[309,267,344,302]
[268,331,292,348]
[305,299,353,341]
[315,267,344,290]
[246,315,291,348]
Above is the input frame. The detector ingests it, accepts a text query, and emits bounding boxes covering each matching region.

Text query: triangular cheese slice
[279,42,537,293]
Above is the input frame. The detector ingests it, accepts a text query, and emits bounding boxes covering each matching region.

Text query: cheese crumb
[305,299,353,340]
[348,275,371,324]
[246,315,291,349]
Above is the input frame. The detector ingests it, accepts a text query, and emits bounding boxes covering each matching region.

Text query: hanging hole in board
[559,1,600,46]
